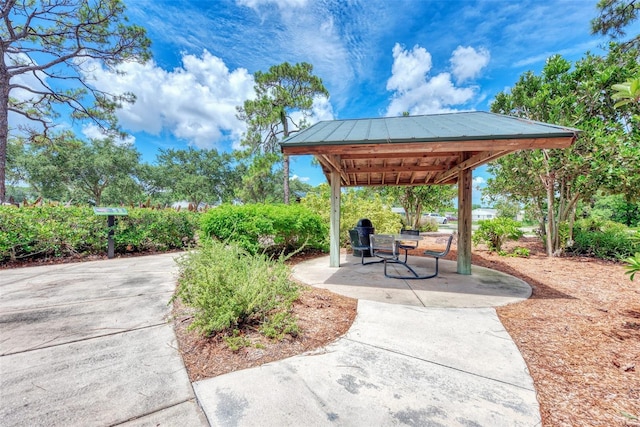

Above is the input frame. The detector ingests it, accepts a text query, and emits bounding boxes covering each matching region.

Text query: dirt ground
[173,237,639,427]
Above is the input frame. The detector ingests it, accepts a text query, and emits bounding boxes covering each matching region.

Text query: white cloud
[450,46,490,83]
[236,0,307,10]
[385,43,486,116]
[473,176,486,185]
[309,95,334,122]
[286,95,334,138]
[79,50,255,149]
[386,44,432,93]
[81,123,136,146]
[291,174,310,182]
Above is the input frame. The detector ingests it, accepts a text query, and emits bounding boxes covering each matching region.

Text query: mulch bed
[427,237,639,427]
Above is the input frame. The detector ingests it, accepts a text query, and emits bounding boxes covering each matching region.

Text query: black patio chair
[349,229,383,265]
[396,229,420,263]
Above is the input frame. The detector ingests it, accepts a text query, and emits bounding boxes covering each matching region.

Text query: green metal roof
[281,111,580,146]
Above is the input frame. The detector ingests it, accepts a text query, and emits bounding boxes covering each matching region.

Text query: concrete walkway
[0,254,208,426]
[1,252,540,426]
[194,253,540,426]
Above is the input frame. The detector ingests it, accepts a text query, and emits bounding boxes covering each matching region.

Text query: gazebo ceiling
[281,111,580,187]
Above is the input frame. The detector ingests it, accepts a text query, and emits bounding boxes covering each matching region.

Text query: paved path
[0,254,208,426]
[1,253,541,426]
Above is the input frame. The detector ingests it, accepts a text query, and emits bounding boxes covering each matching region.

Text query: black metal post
[107,215,115,259]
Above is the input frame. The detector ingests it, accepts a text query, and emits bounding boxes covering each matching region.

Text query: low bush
[0,205,104,261]
[625,252,640,281]
[301,185,403,247]
[173,238,299,344]
[472,217,524,252]
[200,203,327,255]
[570,219,638,260]
[498,246,530,258]
[0,205,198,263]
[418,218,439,232]
[115,209,198,252]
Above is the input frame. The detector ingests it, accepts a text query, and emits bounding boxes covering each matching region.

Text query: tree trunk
[543,175,556,257]
[283,154,290,205]
[281,109,290,204]
[0,56,9,204]
[413,204,423,230]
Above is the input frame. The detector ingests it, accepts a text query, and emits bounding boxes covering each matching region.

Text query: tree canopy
[487,45,640,255]
[379,186,456,230]
[154,147,238,208]
[237,62,329,204]
[0,0,151,202]
[591,0,640,49]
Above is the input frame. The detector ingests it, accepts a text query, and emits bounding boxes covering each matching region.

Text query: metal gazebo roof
[281,111,580,187]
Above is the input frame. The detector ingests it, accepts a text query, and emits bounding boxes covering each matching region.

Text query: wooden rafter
[434,150,511,184]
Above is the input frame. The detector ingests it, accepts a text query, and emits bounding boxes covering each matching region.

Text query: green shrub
[472,217,524,252]
[173,238,299,343]
[301,185,403,247]
[418,218,439,232]
[502,246,530,258]
[625,252,640,281]
[571,219,639,260]
[200,203,327,255]
[0,205,105,261]
[0,205,198,263]
[114,209,198,252]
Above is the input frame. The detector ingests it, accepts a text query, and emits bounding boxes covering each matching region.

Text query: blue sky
[18,0,635,198]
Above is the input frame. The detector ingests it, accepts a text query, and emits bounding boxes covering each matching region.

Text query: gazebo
[281,111,579,274]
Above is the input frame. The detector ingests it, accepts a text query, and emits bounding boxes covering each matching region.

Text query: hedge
[0,205,198,263]
[200,203,327,255]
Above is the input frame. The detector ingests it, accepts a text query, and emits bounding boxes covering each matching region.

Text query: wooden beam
[330,169,341,268]
[434,150,510,184]
[346,179,457,187]
[283,137,575,156]
[317,154,350,186]
[339,151,462,160]
[457,154,473,275]
[343,164,448,173]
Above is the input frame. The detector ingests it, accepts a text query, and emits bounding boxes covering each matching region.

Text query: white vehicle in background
[423,213,448,224]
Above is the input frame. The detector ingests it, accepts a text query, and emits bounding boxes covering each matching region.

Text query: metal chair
[369,234,398,261]
[396,229,420,263]
[422,233,455,278]
[349,229,383,265]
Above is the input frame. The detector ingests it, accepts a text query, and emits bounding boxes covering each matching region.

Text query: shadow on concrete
[292,253,539,308]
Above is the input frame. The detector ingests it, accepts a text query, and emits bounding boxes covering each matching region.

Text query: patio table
[370,234,427,279]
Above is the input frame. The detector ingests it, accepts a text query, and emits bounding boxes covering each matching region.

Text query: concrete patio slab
[291,252,532,308]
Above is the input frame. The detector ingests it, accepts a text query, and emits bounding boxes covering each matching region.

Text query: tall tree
[488,47,640,255]
[66,137,141,205]
[380,185,456,229]
[237,62,329,204]
[237,152,282,204]
[155,147,237,208]
[0,0,151,203]
[591,0,640,50]
[7,132,78,200]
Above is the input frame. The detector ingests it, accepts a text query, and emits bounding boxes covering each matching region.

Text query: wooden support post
[330,169,341,267]
[457,160,472,275]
